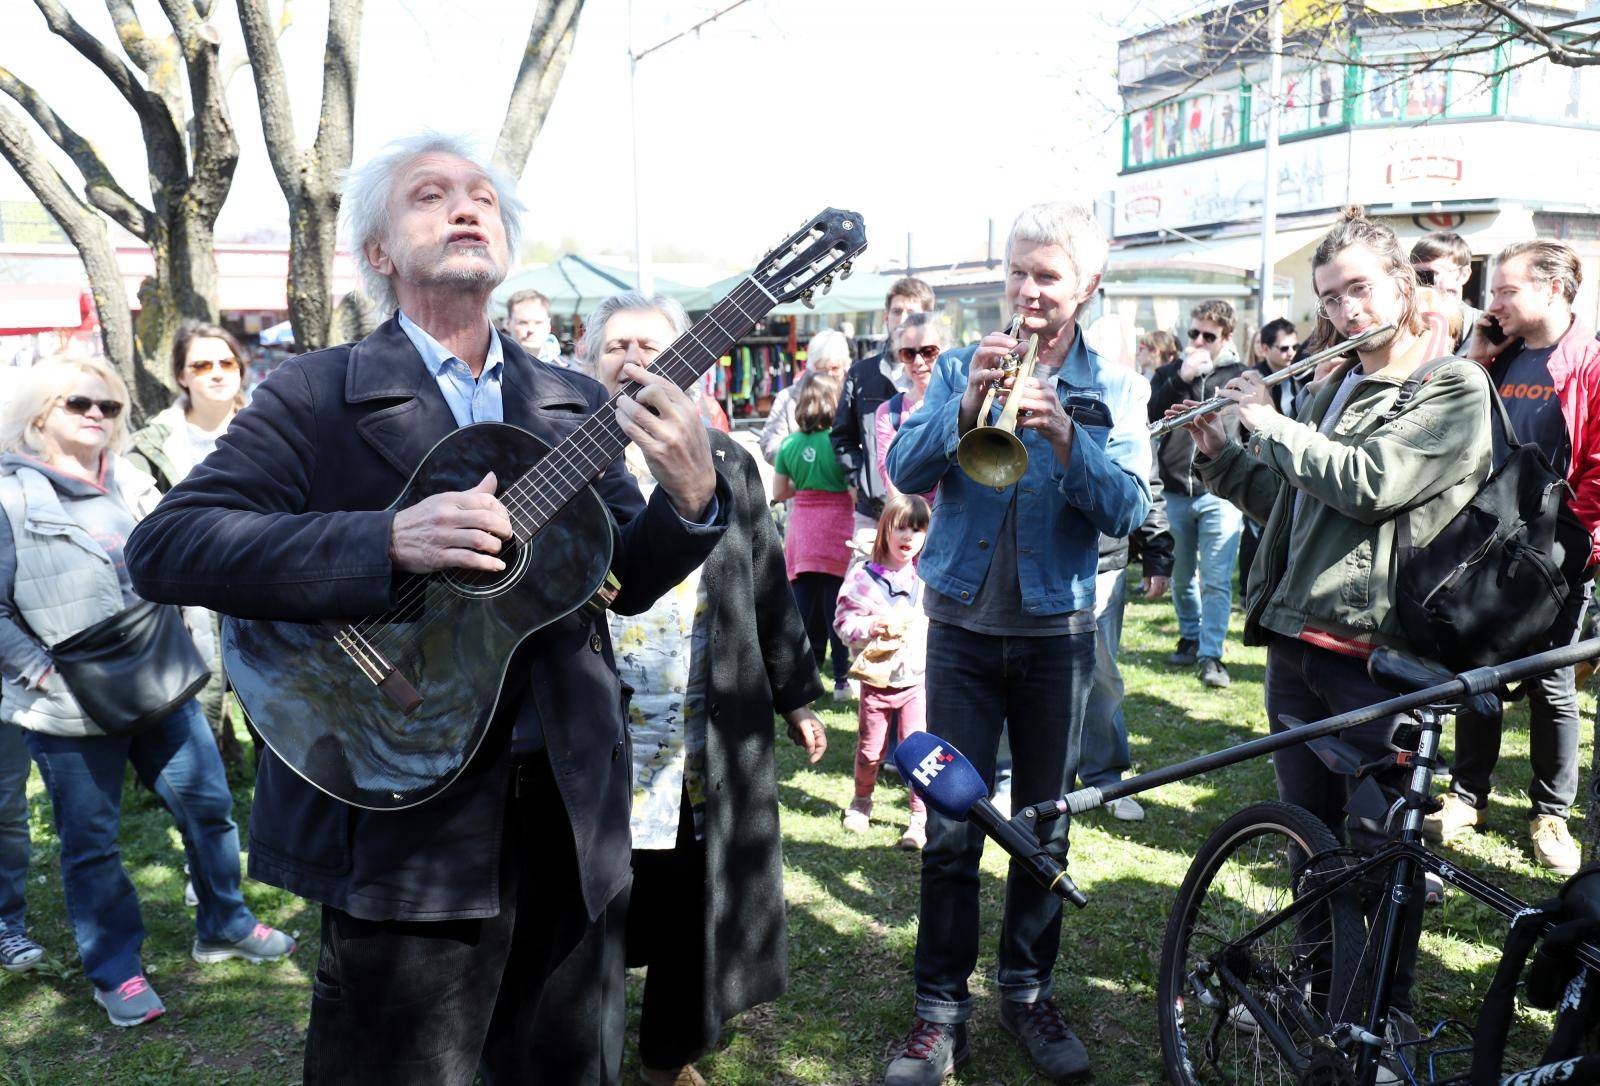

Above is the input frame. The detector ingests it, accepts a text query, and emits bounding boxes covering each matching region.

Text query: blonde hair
[0,356,131,456]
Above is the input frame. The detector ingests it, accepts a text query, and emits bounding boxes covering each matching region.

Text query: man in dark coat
[551,291,825,1086]
[125,132,728,1086]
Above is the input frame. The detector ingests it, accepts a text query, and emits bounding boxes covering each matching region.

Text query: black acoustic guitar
[223,208,867,809]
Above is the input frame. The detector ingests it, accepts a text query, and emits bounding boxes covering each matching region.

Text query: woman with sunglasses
[0,357,293,1028]
[125,322,250,761]
[874,312,946,503]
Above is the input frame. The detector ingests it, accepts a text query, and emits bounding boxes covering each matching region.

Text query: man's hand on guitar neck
[389,472,514,574]
[615,362,718,521]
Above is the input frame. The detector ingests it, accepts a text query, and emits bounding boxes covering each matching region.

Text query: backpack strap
[887,391,904,430]
[1472,903,1560,1086]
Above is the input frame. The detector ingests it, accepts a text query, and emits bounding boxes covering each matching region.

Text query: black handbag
[50,599,211,736]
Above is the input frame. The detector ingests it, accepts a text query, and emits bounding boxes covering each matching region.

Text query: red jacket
[1487,317,1600,567]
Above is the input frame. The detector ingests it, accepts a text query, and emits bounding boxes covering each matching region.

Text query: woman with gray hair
[560,292,826,1086]
[759,328,853,463]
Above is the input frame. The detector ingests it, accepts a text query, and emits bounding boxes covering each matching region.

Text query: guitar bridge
[325,621,423,713]
[584,571,622,618]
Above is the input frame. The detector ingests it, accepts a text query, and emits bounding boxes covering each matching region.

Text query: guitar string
[351,282,772,652]
[346,277,779,657]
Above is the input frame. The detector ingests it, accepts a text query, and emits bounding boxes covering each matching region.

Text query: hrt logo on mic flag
[893,732,987,821]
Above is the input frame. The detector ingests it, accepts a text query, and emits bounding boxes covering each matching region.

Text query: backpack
[1470,864,1600,1086]
[1390,357,1591,670]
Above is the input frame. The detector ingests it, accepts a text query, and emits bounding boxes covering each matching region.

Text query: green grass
[1,576,1591,1084]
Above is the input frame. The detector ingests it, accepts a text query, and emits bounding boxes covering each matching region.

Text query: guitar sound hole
[441,536,529,598]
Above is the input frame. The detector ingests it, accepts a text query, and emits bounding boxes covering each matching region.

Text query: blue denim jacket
[886,333,1152,617]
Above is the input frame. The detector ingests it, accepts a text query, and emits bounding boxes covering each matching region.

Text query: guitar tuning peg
[839,261,854,280]
[820,275,834,296]
[801,289,816,310]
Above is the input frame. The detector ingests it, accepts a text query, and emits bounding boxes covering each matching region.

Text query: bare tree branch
[0,65,154,237]
[235,0,300,193]
[493,0,585,179]
[310,0,360,191]
[0,99,148,411]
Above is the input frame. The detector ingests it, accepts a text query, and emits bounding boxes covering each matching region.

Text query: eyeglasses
[897,345,941,364]
[188,357,239,375]
[1187,328,1218,344]
[1317,280,1376,318]
[58,395,123,419]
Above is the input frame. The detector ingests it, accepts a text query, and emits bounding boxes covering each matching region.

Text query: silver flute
[1149,323,1396,438]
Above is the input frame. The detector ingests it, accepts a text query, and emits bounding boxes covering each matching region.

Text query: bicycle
[1008,635,1600,1086]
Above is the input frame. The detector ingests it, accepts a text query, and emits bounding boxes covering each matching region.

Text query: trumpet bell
[956,428,1028,489]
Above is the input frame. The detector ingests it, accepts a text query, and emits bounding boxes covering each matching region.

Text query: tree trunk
[494,0,586,181]
[286,190,341,350]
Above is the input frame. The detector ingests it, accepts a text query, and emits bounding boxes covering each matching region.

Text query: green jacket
[1199,355,1493,653]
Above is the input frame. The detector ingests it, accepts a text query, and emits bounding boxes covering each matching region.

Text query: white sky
[2,0,1190,273]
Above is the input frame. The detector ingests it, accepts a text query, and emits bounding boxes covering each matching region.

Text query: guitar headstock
[752,208,869,308]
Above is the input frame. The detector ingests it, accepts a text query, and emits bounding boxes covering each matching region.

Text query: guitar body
[223,422,615,810]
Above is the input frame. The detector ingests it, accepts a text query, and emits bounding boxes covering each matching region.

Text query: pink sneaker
[94,974,165,1028]
[193,922,296,964]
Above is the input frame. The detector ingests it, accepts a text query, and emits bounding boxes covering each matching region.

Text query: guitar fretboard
[499,277,775,539]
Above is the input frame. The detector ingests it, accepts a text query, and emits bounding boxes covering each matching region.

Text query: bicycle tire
[1158,801,1369,1086]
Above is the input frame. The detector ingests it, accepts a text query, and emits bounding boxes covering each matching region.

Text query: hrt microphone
[894,732,1087,908]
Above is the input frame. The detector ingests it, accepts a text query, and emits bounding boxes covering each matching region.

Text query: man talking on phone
[1427,239,1600,877]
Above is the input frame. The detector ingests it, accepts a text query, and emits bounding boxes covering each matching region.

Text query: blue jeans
[24,700,255,989]
[1165,489,1242,661]
[1079,568,1129,789]
[0,721,30,935]
[913,622,1094,1023]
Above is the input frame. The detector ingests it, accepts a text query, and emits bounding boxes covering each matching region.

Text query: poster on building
[1158,100,1183,159]
[1126,107,1153,166]
[1403,67,1447,118]
[1182,95,1214,155]
[1308,64,1344,127]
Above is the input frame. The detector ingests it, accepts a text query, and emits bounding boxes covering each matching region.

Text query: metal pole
[1258,0,1282,327]
[628,0,653,296]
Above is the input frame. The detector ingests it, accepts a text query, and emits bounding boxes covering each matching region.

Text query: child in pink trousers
[833,494,931,848]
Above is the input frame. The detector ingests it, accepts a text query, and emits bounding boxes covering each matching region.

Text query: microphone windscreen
[893,732,987,820]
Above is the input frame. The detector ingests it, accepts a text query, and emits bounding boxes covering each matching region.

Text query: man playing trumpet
[882,203,1151,1085]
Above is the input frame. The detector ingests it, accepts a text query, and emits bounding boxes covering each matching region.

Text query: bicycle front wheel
[1158,801,1368,1086]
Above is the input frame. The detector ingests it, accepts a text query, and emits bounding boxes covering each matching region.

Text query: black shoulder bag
[51,599,211,736]
[1391,358,1590,670]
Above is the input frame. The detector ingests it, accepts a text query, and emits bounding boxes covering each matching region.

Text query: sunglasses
[1273,341,1298,353]
[59,395,123,419]
[1188,328,1219,344]
[897,345,941,364]
[188,357,240,375]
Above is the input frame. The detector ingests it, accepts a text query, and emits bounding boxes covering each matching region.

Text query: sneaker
[834,680,853,700]
[1197,656,1230,688]
[1530,815,1581,876]
[999,998,1091,1082]
[842,799,872,834]
[184,880,198,908]
[1421,793,1484,843]
[1423,871,1445,907]
[1376,1008,1421,1085]
[1103,796,1145,822]
[0,930,44,973]
[640,1066,707,1086]
[899,811,928,850]
[883,1018,969,1085]
[94,974,165,1027]
[193,921,296,964]
[1166,638,1199,668]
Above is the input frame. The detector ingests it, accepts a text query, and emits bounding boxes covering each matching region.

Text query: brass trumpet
[1148,323,1396,439]
[957,315,1040,488]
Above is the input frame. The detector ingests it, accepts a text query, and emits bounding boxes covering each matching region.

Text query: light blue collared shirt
[398,310,504,427]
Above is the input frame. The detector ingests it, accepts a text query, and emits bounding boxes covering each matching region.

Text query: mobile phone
[1482,315,1506,345]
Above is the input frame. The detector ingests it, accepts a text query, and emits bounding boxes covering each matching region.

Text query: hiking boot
[883,1018,969,1085]
[1166,638,1199,668]
[1197,656,1230,688]
[842,798,872,834]
[193,921,296,964]
[0,930,44,973]
[641,1065,707,1086]
[1421,793,1484,842]
[1530,815,1580,876]
[1103,796,1145,822]
[94,974,165,1028]
[999,998,1090,1082]
[899,811,928,850]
